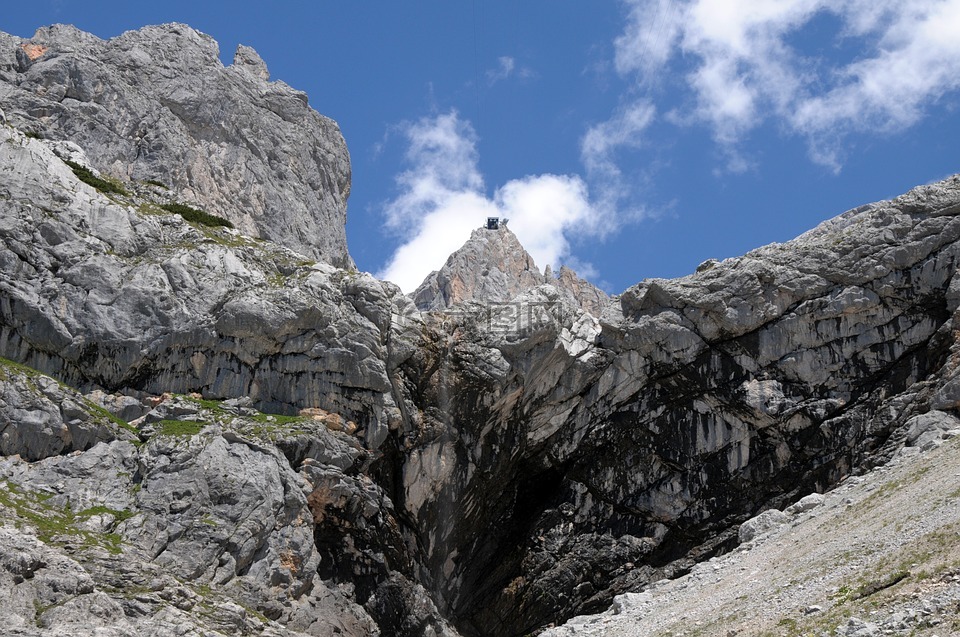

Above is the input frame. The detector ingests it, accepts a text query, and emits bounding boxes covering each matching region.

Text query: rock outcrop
[0,24,353,267]
[393,179,960,634]
[542,415,960,636]
[3,22,960,637]
[412,225,609,316]
[0,358,138,460]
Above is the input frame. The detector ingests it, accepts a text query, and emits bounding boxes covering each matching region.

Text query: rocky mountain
[543,412,960,636]
[0,24,353,267]
[3,22,960,637]
[413,225,609,316]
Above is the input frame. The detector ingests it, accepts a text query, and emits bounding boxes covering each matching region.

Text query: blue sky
[7,1,960,293]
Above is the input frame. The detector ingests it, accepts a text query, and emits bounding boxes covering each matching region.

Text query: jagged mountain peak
[412,224,544,311]
[412,222,610,315]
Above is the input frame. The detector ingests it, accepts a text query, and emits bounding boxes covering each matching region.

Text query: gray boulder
[904,410,960,449]
[784,493,825,515]
[738,509,790,543]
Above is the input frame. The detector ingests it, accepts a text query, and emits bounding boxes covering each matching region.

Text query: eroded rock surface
[0,358,137,461]
[0,24,353,267]
[413,225,609,316]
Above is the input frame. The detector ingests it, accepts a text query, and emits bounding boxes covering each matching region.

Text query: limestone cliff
[412,225,610,316]
[2,22,960,637]
[0,24,353,267]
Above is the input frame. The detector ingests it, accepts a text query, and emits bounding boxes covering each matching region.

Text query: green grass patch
[851,569,910,600]
[80,398,139,437]
[77,505,135,523]
[63,159,129,196]
[0,481,129,555]
[157,419,205,437]
[185,396,227,413]
[0,356,46,381]
[158,202,234,229]
[143,179,168,188]
[251,412,305,427]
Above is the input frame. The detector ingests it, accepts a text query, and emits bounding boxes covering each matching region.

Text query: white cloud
[485,55,534,85]
[486,56,515,84]
[581,100,656,218]
[377,111,600,293]
[611,0,960,168]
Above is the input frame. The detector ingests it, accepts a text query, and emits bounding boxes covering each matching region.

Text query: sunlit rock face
[385,179,960,634]
[3,22,960,637]
[412,224,609,317]
[0,23,353,268]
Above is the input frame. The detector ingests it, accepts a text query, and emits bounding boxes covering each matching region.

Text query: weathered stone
[904,410,960,448]
[0,360,136,461]
[0,24,352,267]
[412,225,609,316]
[784,493,825,515]
[738,510,790,543]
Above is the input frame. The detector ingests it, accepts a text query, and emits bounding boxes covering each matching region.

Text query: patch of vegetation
[80,397,139,437]
[251,412,305,427]
[143,179,168,188]
[23,129,42,140]
[181,395,227,413]
[0,356,44,382]
[158,202,234,229]
[851,569,910,600]
[137,202,166,216]
[63,159,129,196]
[0,481,129,555]
[77,505,136,523]
[0,356,63,379]
[776,617,797,630]
[157,419,205,437]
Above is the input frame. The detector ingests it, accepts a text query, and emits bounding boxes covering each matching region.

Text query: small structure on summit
[486,217,500,230]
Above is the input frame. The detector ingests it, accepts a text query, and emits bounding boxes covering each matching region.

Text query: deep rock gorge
[1,23,960,637]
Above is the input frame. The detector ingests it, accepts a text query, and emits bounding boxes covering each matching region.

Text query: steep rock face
[555,264,608,318]
[413,225,609,316]
[0,125,398,442]
[0,24,353,267]
[394,181,960,634]
[0,123,454,635]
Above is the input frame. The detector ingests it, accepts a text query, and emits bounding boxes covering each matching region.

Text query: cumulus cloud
[377,111,599,293]
[609,0,960,168]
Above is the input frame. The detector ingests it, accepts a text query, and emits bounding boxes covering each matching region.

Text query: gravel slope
[544,420,960,637]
